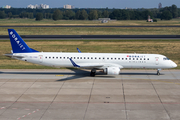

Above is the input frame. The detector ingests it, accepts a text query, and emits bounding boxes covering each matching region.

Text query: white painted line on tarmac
[0,107,5,109]
[27,113,31,115]
[16,109,40,120]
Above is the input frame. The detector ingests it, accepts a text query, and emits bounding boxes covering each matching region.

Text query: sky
[1,0,180,8]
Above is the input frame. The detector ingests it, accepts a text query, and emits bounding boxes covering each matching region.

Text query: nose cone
[171,61,177,68]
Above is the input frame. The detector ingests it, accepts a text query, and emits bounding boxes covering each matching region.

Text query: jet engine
[103,67,120,75]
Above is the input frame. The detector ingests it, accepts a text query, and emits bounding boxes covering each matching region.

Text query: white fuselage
[13,52,177,69]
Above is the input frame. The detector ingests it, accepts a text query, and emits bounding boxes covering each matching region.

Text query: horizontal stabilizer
[4,53,25,58]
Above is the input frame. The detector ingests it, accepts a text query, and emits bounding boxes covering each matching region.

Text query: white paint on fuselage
[13,52,177,69]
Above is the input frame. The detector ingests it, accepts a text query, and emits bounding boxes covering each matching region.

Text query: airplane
[4,29,177,77]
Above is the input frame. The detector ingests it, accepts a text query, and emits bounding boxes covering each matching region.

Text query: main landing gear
[157,69,161,76]
[90,69,96,77]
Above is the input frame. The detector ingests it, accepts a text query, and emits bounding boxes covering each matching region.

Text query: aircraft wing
[69,58,123,69]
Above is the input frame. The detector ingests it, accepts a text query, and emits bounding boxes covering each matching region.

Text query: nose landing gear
[157,69,161,76]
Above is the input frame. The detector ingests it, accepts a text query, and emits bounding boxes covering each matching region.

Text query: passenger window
[60,57,62,59]
[56,57,58,59]
[140,58,142,60]
[107,58,109,60]
[91,57,93,59]
[77,57,79,59]
[136,58,138,60]
[126,58,127,60]
[99,57,101,59]
[95,57,97,59]
[87,57,89,59]
[147,58,149,60]
[74,57,76,59]
[118,58,120,60]
[133,58,135,60]
[49,57,51,59]
[129,58,131,60]
[45,57,47,59]
[111,58,113,60]
[103,57,105,59]
[115,58,116,60]
[80,57,82,59]
[122,58,124,60]
[144,58,146,60]
[84,57,86,59]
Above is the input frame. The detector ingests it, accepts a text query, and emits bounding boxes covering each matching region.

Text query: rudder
[8,29,39,53]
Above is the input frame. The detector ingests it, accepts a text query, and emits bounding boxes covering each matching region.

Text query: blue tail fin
[8,29,39,53]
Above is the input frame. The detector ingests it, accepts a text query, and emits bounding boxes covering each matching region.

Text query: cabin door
[39,55,43,63]
[155,57,159,65]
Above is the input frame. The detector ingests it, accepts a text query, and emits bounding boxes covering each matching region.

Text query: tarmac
[0,69,180,120]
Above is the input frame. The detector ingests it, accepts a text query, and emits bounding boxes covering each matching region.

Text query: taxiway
[0,69,180,120]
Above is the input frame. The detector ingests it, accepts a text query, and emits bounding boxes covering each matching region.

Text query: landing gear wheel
[90,69,96,77]
[157,70,160,76]
[90,72,95,77]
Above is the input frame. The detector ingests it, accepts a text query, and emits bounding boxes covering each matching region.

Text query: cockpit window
[163,57,170,60]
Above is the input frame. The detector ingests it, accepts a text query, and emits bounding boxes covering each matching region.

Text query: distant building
[27,4,49,9]
[39,4,49,9]
[63,4,74,9]
[125,7,132,10]
[27,4,36,9]
[2,5,11,9]
[158,3,162,9]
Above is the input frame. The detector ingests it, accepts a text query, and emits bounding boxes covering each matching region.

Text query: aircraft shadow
[0,69,89,75]
[120,73,164,75]
[0,70,163,81]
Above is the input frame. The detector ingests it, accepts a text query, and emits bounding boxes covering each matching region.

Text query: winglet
[77,48,81,53]
[69,58,80,67]
[8,29,39,53]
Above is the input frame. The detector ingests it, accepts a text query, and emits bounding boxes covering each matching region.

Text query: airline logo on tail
[8,29,39,53]
[9,30,25,51]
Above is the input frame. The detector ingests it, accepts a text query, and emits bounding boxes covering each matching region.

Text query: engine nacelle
[103,67,120,75]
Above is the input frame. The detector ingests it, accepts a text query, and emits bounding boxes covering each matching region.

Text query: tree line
[0,4,180,21]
